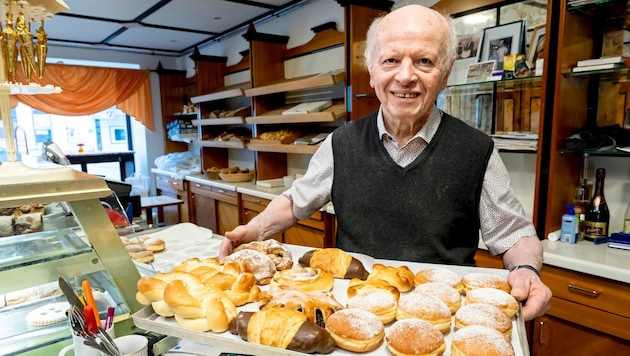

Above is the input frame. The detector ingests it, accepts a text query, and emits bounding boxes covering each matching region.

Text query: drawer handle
[195,184,201,187]
[568,284,600,297]
[217,189,225,194]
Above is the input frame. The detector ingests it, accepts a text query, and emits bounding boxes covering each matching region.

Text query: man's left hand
[508,268,552,321]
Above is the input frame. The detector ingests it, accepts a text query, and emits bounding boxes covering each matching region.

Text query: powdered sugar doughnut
[413,282,462,314]
[25,302,69,327]
[347,288,398,324]
[326,308,385,352]
[386,319,445,356]
[461,272,511,294]
[396,292,452,333]
[455,303,513,338]
[465,287,519,318]
[414,267,463,293]
[451,325,515,356]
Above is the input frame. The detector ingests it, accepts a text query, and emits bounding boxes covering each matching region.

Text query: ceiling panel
[145,0,272,33]
[60,0,162,20]
[35,17,123,43]
[109,27,210,52]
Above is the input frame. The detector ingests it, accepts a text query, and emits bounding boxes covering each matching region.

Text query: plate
[219,170,255,183]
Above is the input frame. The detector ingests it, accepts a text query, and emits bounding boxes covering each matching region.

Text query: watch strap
[509,264,540,278]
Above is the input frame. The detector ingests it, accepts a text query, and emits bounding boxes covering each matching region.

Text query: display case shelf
[244,71,344,97]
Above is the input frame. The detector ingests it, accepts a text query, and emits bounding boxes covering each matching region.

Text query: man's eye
[383,58,397,64]
[417,58,431,65]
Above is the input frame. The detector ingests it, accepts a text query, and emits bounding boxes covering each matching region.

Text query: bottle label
[583,221,608,239]
[624,219,630,234]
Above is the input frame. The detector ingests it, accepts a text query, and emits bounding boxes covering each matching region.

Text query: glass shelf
[559,148,630,157]
[445,75,543,90]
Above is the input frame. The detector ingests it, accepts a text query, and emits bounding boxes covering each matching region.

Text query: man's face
[368,17,450,124]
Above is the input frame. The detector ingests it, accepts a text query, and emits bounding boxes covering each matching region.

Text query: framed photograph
[456,31,483,61]
[109,126,127,144]
[527,24,546,67]
[466,60,496,83]
[481,21,525,71]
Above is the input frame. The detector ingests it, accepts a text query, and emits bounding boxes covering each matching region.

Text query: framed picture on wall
[110,126,127,144]
[481,21,525,71]
[527,24,546,68]
[456,31,484,62]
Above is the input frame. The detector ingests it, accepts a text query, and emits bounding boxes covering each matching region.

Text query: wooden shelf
[190,83,250,104]
[244,71,344,97]
[170,112,198,117]
[196,140,247,149]
[193,117,247,126]
[246,142,320,154]
[245,102,345,124]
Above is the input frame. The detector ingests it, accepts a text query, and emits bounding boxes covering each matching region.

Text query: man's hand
[219,224,261,258]
[508,268,551,321]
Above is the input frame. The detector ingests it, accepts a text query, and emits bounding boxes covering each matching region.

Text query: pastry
[136,271,201,316]
[413,282,462,314]
[13,212,43,234]
[451,325,515,356]
[461,272,511,294]
[270,267,334,292]
[258,285,344,328]
[298,248,369,279]
[396,292,452,333]
[164,279,237,333]
[386,319,446,356]
[233,239,293,270]
[347,277,401,301]
[464,288,519,318]
[142,238,166,252]
[25,302,69,327]
[325,308,385,352]
[367,263,415,292]
[454,303,513,338]
[132,250,154,264]
[223,249,276,285]
[230,307,335,354]
[414,267,463,293]
[346,288,398,324]
[0,216,12,237]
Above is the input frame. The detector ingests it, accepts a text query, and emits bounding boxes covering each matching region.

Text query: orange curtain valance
[11,63,154,131]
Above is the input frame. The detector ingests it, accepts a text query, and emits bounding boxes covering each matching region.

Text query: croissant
[299,248,369,280]
[367,263,415,292]
[230,308,335,354]
[233,239,293,270]
[258,285,344,328]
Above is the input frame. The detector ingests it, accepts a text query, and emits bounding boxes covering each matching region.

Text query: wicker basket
[219,170,255,183]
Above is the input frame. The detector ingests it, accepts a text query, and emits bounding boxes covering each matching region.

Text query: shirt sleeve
[283,134,334,220]
[479,149,538,255]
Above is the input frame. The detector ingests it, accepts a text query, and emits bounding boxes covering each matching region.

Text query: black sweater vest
[331,111,493,265]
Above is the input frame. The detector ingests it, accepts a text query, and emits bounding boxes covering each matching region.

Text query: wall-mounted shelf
[245,102,345,124]
[193,117,247,126]
[244,71,344,97]
[246,142,320,154]
[197,140,247,149]
[190,83,249,104]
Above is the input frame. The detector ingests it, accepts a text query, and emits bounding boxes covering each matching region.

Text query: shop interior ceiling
[42,0,317,57]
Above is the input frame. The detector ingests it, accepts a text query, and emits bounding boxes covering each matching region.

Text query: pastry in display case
[0,171,144,355]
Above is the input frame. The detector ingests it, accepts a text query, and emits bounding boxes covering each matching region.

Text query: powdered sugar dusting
[415,267,461,287]
[329,308,384,338]
[414,282,461,306]
[452,325,515,355]
[466,288,516,306]
[455,303,512,332]
[347,289,396,310]
[386,319,444,354]
[397,293,450,319]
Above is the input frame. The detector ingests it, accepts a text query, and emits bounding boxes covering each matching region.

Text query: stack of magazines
[608,232,630,251]
[490,132,538,151]
[567,0,602,7]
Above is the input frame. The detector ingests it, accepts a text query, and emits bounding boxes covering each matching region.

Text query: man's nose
[396,60,417,84]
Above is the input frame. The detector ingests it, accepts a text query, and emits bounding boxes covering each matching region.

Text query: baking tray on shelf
[133,244,529,355]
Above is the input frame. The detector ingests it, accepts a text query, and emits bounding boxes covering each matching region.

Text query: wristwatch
[509,264,540,278]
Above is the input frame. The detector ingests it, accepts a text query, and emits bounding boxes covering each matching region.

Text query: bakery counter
[133,243,529,356]
[541,239,630,284]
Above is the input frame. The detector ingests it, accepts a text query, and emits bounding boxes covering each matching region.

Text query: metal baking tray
[133,245,530,355]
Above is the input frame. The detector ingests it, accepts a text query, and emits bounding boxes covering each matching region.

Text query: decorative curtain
[9,63,154,130]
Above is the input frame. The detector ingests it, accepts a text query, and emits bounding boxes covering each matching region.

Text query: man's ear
[369,72,375,89]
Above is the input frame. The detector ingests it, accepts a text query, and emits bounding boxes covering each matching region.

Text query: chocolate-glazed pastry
[231,309,335,354]
[299,248,369,280]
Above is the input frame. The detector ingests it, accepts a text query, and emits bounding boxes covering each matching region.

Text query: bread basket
[219,170,255,183]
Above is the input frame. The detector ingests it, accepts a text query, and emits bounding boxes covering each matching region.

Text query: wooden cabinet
[531,264,630,354]
[189,182,240,235]
[154,172,189,224]
[156,64,193,155]
[241,193,327,247]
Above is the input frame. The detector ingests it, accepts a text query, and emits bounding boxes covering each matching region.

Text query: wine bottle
[583,168,609,241]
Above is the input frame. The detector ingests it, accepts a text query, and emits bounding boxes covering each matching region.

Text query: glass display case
[0,171,143,355]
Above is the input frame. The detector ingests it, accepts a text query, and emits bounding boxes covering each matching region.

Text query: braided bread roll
[367,264,415,292]
[136,271,200,317]
[299,248,369,280]
[230,308,335,354]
